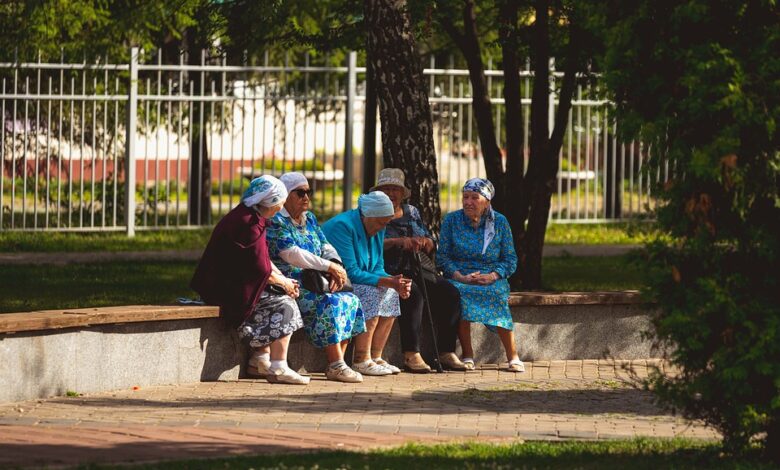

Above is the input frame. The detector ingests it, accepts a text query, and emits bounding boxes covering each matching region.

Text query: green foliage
[600,0,780,456]
[0,1,204,61]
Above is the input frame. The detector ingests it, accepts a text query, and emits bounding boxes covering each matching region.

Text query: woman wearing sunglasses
[266,172,367,383]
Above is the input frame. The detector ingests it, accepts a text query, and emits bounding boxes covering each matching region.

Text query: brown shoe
[404,354,432,374]
[439,352,467,371]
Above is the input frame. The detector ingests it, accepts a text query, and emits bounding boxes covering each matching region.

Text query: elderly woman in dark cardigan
[191,175,309,385]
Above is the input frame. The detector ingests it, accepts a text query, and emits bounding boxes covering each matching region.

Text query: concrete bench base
[0,291,659,403]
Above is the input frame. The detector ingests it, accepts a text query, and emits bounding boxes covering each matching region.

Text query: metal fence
[1,48,661,234]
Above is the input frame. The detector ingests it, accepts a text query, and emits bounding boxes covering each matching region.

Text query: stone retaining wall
[0,291,659,403]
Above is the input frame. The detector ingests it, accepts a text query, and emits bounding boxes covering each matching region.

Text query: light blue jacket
[322,209,389,286]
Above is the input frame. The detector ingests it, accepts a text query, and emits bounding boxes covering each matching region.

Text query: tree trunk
[365,0,442,235]
[766,412,780,464]
[185,37,211,226]
[604,136,623,218]
[361,57,378,194]
[499,0,526,287]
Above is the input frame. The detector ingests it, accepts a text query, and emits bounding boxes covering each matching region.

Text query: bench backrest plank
[0,305,219,334]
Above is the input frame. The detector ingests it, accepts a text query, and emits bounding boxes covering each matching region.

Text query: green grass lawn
[0,261,197,313]
[0,223,657,253]
[541,255,643,291]
[84,440,771,470]
[0,256,643,313]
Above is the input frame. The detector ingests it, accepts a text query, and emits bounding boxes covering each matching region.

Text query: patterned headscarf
[242,175,288,208]
[358,191,394,218]
[462,177,496,255]
[462,177,495,201]
[279,172,309,192]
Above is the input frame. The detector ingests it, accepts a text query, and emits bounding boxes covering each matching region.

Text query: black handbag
[301,260,353,294]
[414,251,439,283]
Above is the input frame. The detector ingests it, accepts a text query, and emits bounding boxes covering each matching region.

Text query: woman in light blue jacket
[323,191,412,376]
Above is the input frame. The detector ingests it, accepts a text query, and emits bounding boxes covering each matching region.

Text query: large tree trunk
[365,0,442,235]
[499,0,527,287]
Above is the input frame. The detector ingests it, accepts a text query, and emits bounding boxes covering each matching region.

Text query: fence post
[548,58,556,137]
[343,51,357,211]
[125,47,138,237]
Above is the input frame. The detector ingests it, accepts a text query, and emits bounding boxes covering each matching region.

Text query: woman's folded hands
[453,270,499,285]
[327,261,348,292]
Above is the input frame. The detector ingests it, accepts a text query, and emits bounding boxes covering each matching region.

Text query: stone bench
[0,291,658,403]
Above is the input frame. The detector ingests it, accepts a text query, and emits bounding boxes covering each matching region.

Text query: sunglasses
[292,188,313,198]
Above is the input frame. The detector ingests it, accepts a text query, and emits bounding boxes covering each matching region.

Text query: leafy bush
[600,0,780,458]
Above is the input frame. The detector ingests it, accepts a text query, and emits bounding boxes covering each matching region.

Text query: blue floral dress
[267,211,366,348]
[437,209,517,330]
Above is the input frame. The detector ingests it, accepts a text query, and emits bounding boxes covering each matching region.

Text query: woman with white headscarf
[437,178,524,372]
[266,172,367,383]
[191,175,309,385]
[322,191,413,376]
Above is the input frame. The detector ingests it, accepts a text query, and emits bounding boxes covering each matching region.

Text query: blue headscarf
[242,175,287,208]
[462,178,496,254]
[358,191,394,218]
[462,178,495,201]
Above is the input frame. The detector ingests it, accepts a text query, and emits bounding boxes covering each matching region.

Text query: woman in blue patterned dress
[266,173,367,383]
[437,178,524,372]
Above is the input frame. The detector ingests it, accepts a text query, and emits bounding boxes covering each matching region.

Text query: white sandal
[352,360,393,376]
[462,357,476,371]
[507,359,525,373]
[373,358,401,374]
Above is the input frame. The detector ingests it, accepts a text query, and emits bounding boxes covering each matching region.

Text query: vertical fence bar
[343,51,356,211]
[46,77,52,228]
[11,68,18,228]
[125,47,139,236]
[0,79,5,229]
[35,60,42,228]
[22,76,29,228]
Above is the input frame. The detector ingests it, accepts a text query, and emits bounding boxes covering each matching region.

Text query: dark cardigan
[190,204,272,327]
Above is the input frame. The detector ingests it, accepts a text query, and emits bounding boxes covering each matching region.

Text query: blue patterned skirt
[352,284,401,321]
[296,288,366,348]
[450,278,513,331]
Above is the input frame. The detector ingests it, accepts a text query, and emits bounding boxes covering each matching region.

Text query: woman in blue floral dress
[267,173,367,383]
[437,178,524,372]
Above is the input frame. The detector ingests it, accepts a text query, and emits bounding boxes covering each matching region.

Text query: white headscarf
[280,172,309,192]
[241,175,288,208]
[358,191,394,218]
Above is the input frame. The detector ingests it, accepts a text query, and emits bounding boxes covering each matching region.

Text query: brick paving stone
[0,360,719,467]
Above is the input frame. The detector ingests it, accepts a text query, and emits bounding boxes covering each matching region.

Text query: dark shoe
[439,352,468,371]
[404,354,432,374]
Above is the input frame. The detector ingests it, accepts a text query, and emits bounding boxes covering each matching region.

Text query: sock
[329,360,347,370]
[270,359,288,371]
[252,351,270,362]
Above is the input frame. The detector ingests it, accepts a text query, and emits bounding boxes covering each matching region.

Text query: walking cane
[412,251,444,373]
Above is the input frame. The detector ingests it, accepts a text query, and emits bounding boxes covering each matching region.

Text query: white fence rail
[0,49,662,233]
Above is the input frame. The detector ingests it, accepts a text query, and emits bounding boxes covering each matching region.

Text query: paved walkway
[0,359,716,468]
[0,245,639,266]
